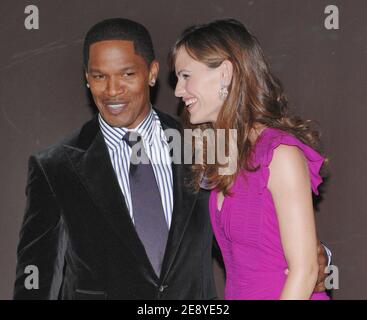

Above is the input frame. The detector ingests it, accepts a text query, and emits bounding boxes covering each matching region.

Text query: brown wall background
[1,0,366,300]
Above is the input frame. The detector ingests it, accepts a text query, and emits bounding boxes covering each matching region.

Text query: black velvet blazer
[13,109,216,300]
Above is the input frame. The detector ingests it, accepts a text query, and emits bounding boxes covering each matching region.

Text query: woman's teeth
[185,98,198,108]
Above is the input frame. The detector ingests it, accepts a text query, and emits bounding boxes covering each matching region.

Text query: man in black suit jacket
[14,18,216,300]
[14,18,329,300]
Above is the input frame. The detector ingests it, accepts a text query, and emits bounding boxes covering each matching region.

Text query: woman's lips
[184,98,198,113]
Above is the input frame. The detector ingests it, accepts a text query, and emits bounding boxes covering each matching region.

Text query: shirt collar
[98,107,157,150]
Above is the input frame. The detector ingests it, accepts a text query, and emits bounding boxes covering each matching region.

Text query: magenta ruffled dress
[209,128,330,300]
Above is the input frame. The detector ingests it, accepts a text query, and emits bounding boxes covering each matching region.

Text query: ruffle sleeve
[259,129,325,195]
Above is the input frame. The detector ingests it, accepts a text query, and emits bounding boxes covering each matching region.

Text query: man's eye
[123,72,135,77]
[92,75,105,80]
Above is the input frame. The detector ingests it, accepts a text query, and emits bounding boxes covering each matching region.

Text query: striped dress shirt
[98,108,173,228]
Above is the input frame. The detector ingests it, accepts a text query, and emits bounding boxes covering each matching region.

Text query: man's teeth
[185,98,198,107]
[107,104,125,109]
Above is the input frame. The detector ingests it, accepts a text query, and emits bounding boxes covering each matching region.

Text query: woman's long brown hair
[171,19,325,195]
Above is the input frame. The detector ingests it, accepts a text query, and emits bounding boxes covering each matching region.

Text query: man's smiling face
[86,40,158,128]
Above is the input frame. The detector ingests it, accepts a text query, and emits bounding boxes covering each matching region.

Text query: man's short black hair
[83,18,155,69]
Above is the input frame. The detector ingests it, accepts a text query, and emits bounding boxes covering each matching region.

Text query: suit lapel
[63,117,153,269]
[160,162,197,280]
[157,114,199,281]
[63,112,200,282]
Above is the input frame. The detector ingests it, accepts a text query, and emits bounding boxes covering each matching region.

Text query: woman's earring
[219,84,228,100]
[150,79,156,86]
[86,83,90,88]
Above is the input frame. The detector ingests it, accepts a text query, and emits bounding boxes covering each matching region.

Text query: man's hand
[284,240,328,293]
[314,240,328,292]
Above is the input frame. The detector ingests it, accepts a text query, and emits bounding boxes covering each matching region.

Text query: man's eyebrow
[88,66,137,73]
[88,68,103,73]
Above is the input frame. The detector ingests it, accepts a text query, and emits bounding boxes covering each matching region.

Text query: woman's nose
[174,80,185,97]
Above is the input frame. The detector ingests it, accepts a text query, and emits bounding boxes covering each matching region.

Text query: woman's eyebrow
[176,69,190,76]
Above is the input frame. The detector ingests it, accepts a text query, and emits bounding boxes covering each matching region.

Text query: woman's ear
[220,60,233,86]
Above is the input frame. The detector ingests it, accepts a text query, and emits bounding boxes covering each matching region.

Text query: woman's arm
[268,145,319,300]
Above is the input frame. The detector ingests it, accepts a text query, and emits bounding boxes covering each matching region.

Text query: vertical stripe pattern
[98,108,173,228]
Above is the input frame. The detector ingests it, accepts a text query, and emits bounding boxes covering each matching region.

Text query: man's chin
[100,113,128,128]
[108,120,129,128]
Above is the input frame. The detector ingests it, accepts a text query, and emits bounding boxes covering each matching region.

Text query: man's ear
[85,71,89,83]
[149,60,159,86]
[220,60,233,87]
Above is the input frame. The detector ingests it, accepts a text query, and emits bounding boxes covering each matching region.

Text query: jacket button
[159,285,168,292]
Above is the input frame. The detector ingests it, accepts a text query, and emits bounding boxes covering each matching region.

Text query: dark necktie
[123,131,168,277]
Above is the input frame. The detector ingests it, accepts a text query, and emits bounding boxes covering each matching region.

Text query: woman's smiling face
[174,47,225,125]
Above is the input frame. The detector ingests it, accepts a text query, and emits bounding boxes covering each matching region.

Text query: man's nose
[106,77,124,97]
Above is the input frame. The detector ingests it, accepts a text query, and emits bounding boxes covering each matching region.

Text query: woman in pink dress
[171,19,330,300]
